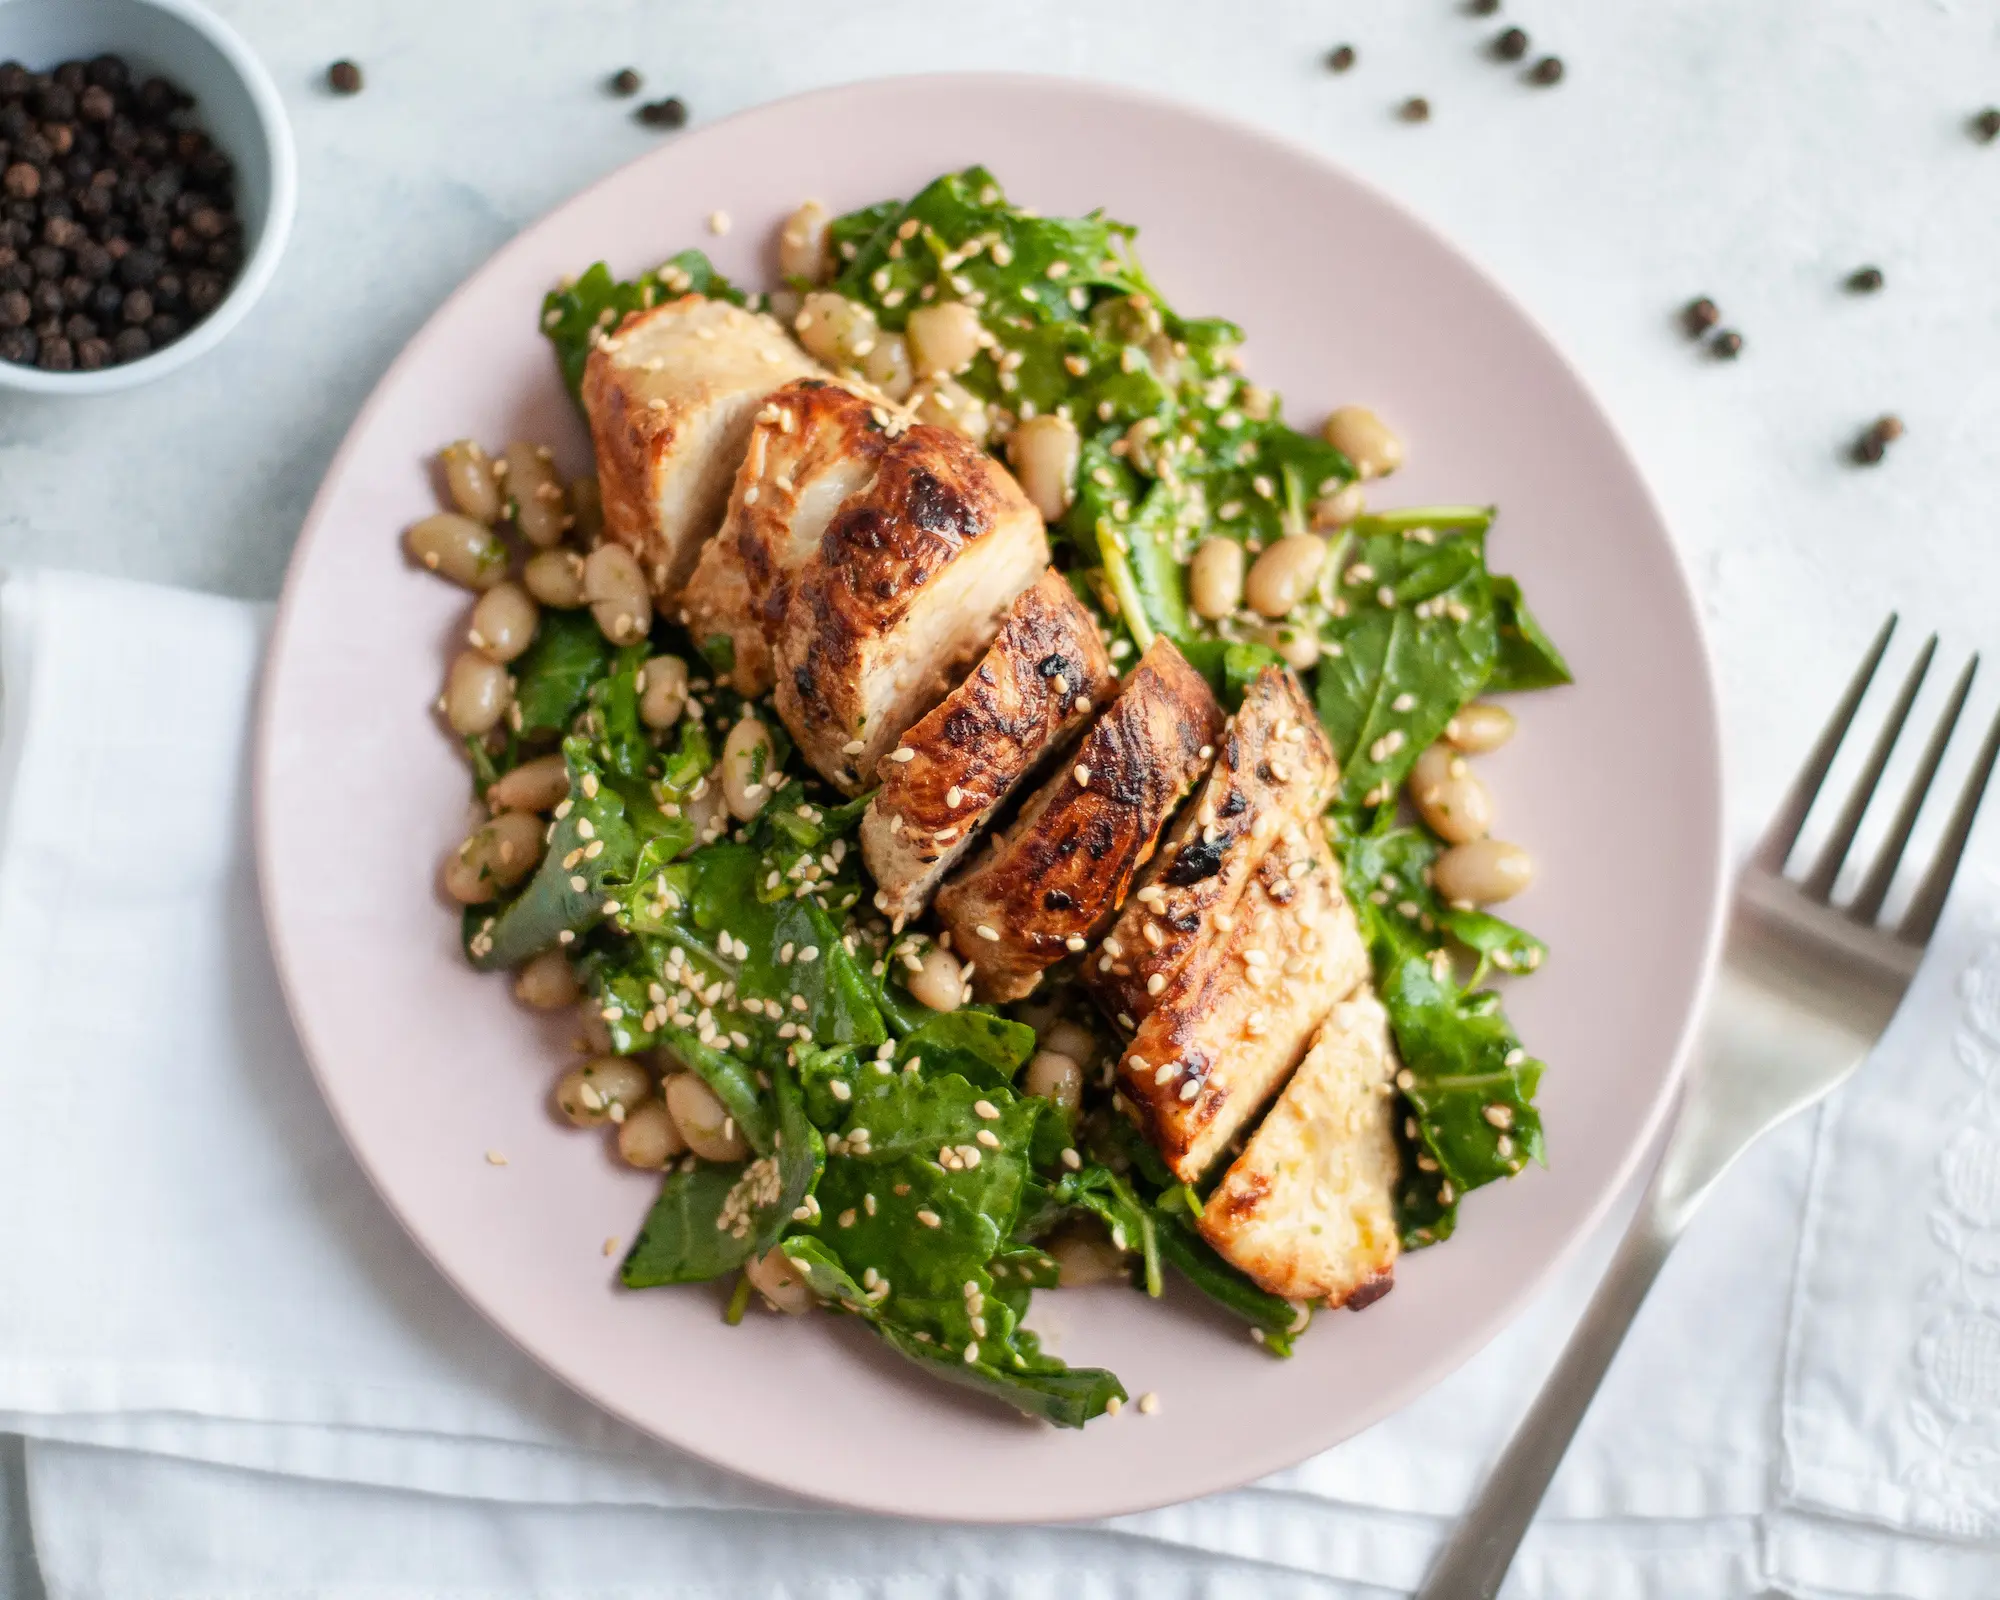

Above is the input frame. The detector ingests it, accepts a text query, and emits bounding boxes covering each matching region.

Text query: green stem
[1096,521,1156,653]
[1353,505,1494,536]
[723,1271,754,1326]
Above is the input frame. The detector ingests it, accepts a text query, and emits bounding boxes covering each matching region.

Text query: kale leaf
[512,609,615,739]
[1489,575,1575,693]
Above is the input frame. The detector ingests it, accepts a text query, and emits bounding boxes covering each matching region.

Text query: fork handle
[1411,1190,1681,1600]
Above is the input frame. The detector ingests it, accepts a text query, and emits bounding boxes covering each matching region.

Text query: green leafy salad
[433,167,1571,1429]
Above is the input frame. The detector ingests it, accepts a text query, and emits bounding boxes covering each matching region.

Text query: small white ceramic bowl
[0,0,295,395]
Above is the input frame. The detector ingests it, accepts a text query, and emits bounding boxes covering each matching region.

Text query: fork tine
[1800,634,1937,901]
[1898,698,2000,945]
[1754,615,1898,873]
[1848,656,1978,925]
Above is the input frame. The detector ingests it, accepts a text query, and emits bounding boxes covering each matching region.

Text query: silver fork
[1415,616,2000,1600]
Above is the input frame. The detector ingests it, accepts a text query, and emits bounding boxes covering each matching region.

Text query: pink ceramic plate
[257,74,1724,1522]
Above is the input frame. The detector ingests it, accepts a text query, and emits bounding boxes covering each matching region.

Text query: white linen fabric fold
[0,568,1993,1599]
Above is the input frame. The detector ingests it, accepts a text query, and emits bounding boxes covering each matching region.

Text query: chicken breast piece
[935,638,1223,1004]
[582,295,824,600]
[773,420,1049,793]
[679,380,889,695]
[1113,818,1368,1182]
[1196,991,1401,1307]
[1089,667,1338,1029]
[860,570,1117,927]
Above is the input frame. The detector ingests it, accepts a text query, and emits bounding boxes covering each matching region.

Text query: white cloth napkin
[0,568,1993,1599]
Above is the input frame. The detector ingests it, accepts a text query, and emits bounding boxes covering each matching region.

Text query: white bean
[1189,537,1246,620]
[1311,482,1367,529]
[486,753,570,814]
[795,291,876,367]
[440,440,502,524]
[583,543,652,644]
[1322,406,1404,480]
[617,1100,686,1168]
[443,650,512,735]
[720,717,775,821]
[746,1245,816,1314]
[513,949,580,1009]
[664,1072,748,1161]
[1408,743,1493,845]
[1041,1019,1098,1072]
[776,201,832,284]
[905,944,966,1012]
[1022,1050,1082,1114]
[504,442,571,547]
[913,377,989,445]
[1245,534,1326,619]
[522,547,588,608]
[678,775,730,854]
[556,1056,652,1128]
[1007,414,1078,523]
[1433,838,1534,905]
[862,332,915,401]
[1049,1225,1127,1288]
[906,301,983,378]
[442,809,544,903]
[639,655,689,729]
[406,513,508,591]
[1256,621,1321,673]
[576,1002,613,1055]
[1446,702,1516,754]
[469,581,538,663]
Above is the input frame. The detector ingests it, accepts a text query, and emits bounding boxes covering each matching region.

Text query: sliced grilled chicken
[1196,990,1401,1307]
[773,420,1049,793]
[860,570,1117,927]
[1088,667,1337,1030]
[1113,817,1367,1182]
[679,379,889,695]
[935,638,1222,1003]
[582,295,824,600]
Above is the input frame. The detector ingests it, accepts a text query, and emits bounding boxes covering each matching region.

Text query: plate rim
[252,69,1729,1523]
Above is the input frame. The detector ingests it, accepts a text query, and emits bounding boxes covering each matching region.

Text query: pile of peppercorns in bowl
[0,53,245,374]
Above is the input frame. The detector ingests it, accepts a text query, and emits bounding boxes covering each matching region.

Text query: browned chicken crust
[860,569,1117,927]
[1113,817,1368,1182]
[934,638,1223,1003]
[679,380,889,696]
[1197,991,1402,1306]
[774,419,1049,794]
[582,295,823,601]
[1088,667,1338,1029]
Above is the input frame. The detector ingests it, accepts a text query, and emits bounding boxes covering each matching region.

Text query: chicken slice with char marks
[582,295,824,601]
[774,419,1048,794]
[1089,667,1338,1029]
[1113,817,1367,1182]
[1196,990,1401,1307]
[679,379,889,695]
[935,637,1222,1004]
[861,569,1116,927]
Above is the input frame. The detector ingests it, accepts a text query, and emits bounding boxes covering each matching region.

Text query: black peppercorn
[1845,265,1884,293]
[1851,414,1905,464]
[90,281,121,319]
[75,334,108,369]
[327,60,363,95]
[1326,45,1357,73]
[0,287,27,326]
[0,326,34,363]
[610,68,642,96]
[2,162,38,200]
[1711,329,1744,359]
[1681,296,1720,336]
[36,332,71,369]
[636,96,688,128]
[1399,96,1432,123]
[1974,108,2000,143]
[1528,56,1565,86]
[0,62,27,98]
[146,310,181,342]
[120,287,151,324]
[118,245,159,286]
[62,311,93,342]
[1467,0,1501,13]
[1494,28,1529,61]
[112,324,149,361]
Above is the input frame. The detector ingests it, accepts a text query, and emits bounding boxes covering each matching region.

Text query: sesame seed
[1065,935,1087,952]
[964,1341,980,1363]
[485,1150,508,1166]
[1396,1069,1415,1090]
[842,738,866,755]
[946,785,964,807]
[1137,1391,1160,1415]
[975,924,1001,942]
[917,1208,942,1228]
[1146,973,1167,996]
[974,1100,1000,1119]
[707,210,731,235]
[976,1128,1001,1148]
[1061,1148,1082,1170]
[829,1079,852,1102]
[890,747,917,763]
[1074,764,1092,787]
[1106,1396,1124,1415]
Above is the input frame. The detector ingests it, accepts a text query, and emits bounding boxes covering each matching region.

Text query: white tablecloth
[7,0,2000,1594]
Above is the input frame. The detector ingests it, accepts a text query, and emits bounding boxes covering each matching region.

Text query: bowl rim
[0,0,297,395]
